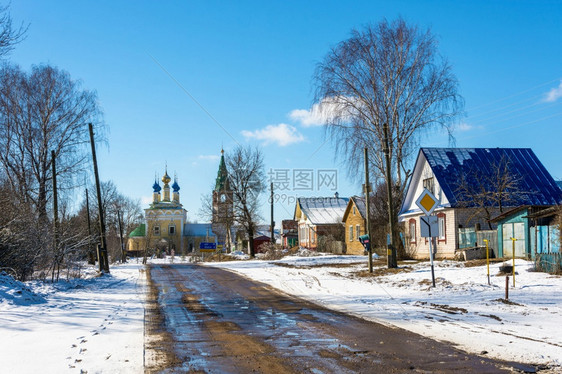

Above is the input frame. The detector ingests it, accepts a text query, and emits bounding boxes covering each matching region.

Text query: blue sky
[8,1,562,226]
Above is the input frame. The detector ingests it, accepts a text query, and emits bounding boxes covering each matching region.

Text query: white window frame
[349,225,353,242]
[438,215,446,240]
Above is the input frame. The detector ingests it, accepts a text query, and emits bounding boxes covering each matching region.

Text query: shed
[492,206,560,258]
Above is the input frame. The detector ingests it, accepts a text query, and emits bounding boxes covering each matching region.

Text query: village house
[294,194,349,251]
[281,219,298,249]
[399,148,561,260]
[341,196,370,255]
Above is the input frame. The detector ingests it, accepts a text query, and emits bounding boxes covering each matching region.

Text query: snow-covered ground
[0,261,146,374]
[206,253,562,370]
[1,253,560,372]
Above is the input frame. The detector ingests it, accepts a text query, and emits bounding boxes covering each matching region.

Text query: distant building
[211,149,234,251]
[294,194,348,250]
[127,169,219,255]
[127,169,188,255]
[281,220,298,249]
[342,196,371,255]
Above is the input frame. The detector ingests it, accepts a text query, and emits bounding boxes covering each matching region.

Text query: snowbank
[0,262,146,374]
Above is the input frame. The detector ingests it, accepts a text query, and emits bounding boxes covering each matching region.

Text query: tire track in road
[146,263,527,373]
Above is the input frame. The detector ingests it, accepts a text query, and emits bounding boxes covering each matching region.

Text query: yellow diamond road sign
[415,188,440,216]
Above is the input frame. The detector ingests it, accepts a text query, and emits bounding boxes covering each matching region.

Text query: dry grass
[462,258,506,268]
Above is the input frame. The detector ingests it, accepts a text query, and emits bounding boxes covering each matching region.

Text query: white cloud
[289,97,349,127]
[241,123,305,146]
[141,195,153,206]
[544,80,562,102]
[456,122,473,131]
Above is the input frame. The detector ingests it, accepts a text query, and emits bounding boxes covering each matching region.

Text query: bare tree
[226,146,266,257]
[199,186,236,252]
[0,64,104,221]
[77,181,142,263]
[454,157,527,229]
[0,179,50,281]
[314,18,463,260]
[0,4,27,58]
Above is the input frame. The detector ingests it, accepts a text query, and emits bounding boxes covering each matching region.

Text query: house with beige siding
[294,195,348,250]
[399,148,561,260]
[341,196,370,255]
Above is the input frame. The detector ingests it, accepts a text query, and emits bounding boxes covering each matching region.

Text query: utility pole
[89,123,109,273]
[117,208,126,263]
[51,150,60,282]
[85,188,95,265]
[270,182,275,244]
[383,122,398,268]
[364,148,373,273]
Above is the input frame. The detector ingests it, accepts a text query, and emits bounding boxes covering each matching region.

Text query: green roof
[129,224,145,237]
[215,152,230,191]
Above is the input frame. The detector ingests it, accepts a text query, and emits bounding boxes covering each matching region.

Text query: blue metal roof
[421,148,562,207]
[184,223,215,237]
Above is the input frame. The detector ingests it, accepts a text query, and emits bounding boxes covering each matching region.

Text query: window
[349,225,354,241]
[356,225,361,241]
[438,213,446,242]
[352,206,356,215]
[153,226,160,236]
[423,177,435,194]
[409,219,416,244]
[169,225,175,234]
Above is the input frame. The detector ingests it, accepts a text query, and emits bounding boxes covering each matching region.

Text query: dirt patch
[274,262,362,269]
[477,313,502,321]
[415,301,468,314]
[353,266,414,278]
[493,298,524,306]
[462,258,505,268]
[144,268,182,374]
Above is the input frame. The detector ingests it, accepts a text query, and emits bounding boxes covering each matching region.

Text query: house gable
[399,150,450,217]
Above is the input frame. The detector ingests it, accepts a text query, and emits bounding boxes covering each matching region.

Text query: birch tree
[315,18,463,191]
[0,64,104,221]
[313,18,463,259]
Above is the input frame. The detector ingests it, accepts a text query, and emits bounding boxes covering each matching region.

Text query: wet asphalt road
[145,263,520,373]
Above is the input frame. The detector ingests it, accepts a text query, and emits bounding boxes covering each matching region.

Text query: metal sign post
[420,216,437,287]
[483,239,490,285]
[416,189,440,288]
[511,237,516,287]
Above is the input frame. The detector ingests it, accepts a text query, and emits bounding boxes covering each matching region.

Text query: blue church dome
[172,180,180,192]
[152,180,161,192]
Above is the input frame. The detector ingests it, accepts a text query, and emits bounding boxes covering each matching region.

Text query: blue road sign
[199,242,216,250]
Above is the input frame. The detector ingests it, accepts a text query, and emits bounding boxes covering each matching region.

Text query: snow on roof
[298,197,349,225]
